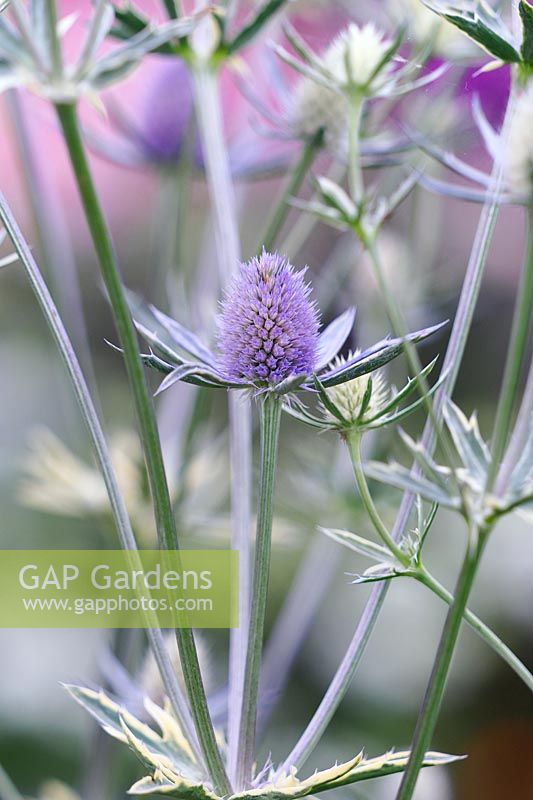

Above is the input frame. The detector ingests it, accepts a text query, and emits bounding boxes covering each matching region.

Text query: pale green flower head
[322,23,395,93]
[321,352,389,428]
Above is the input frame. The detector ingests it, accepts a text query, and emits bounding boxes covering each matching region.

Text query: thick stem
[259,131,322,253]
[235,396,282,789]
[55,102,230,796]
[192,64,253,788]
[396,532,485,800]
[487,207,533,488]
[345,430,409,566]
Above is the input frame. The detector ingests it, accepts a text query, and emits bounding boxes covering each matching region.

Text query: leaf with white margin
[64,685,199,775]
[232,750,463,799]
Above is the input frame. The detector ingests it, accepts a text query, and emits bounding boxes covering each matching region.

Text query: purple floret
[218,252,320,386]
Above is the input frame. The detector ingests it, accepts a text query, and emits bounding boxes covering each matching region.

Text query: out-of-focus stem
[0,763,23,800]
[487,206,533,488]
[193,64,253,789]
[258,536,340,737]
[396,532,485,800]
[6,90,97,397]
[348,96,364,203]
[235,396,282,788]
[55,102,230,797]
[44,0,62,76]
[259,130,322,253]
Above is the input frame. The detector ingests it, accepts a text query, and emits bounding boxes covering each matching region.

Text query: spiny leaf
[520,0,533,66]
[423,0,520,62]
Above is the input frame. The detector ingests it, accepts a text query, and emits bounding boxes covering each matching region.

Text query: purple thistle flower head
[217,251,320,387]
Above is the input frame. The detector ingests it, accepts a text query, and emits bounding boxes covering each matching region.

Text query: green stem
[487,207,533,488]
[345,430,410,566]
[235,396,282,789]
[417,568,533,693]
[396,530,485,800]
[161,0,179,18]
[259,130,322,253]
[55,102,230,797]
[44,0,62,76]
[348,96,364,203]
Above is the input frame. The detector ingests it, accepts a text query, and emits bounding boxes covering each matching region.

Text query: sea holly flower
[65,684,460,799]
[126,251,445,398]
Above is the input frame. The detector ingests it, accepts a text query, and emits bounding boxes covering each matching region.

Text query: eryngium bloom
[505,85,533,197]
[127,251,445,398]
[217,252,319,386]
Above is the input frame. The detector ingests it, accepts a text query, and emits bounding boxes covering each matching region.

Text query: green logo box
[0,550,238,628]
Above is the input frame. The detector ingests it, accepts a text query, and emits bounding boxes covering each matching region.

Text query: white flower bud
[321,354,389,426]
[505,86,533,197]
[323,23,394,91]
[289,23,394,149]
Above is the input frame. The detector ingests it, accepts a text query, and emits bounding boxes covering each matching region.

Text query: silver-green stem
[487,206,533,488]
[192,63,252,789]
[345,430,410,566]
[396,529,486,800]
[235,396,282,789]
[44,0,62,77]
[55,102,230,796]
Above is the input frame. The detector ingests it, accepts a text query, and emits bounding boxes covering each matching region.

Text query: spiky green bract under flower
[320,353,389,427]
[217,252,319,387]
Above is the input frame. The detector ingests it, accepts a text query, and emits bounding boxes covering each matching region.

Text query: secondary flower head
[320,353,389,426]
[217,252,319,386]
[323,23,394,91]
[505,85,533,197]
